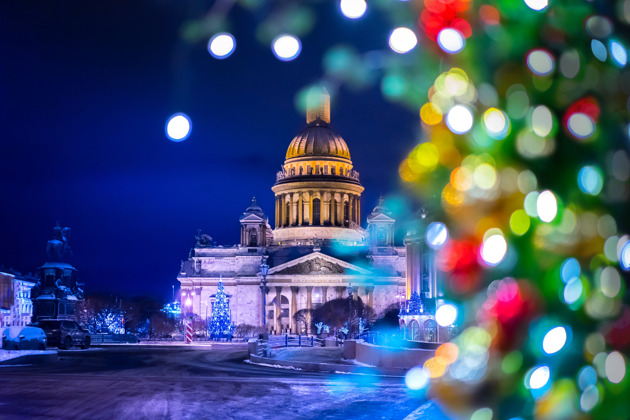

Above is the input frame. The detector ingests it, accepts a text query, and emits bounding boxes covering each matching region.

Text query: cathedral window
[312,198,321,225]
[377,227,387,246]
[249,228,258,247]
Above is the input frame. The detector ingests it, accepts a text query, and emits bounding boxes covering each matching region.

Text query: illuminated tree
[208,280,233,340]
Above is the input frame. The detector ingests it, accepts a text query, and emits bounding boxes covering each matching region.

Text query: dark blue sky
[0,1,419,300]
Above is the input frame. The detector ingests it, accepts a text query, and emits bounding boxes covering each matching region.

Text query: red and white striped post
[185,318,194,344]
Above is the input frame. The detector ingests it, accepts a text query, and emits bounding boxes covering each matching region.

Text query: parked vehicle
[1,326,47,350]
[34,320,91,349]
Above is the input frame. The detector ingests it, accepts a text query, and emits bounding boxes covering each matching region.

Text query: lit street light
[260,255,269,327]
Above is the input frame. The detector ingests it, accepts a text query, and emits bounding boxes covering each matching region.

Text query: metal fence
[266,334,324,349]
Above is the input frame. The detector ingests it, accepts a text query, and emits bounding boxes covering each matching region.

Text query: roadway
[0,344,424,419]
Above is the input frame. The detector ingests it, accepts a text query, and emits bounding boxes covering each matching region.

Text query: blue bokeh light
[561,258,580,284]
[165,113,192,142]
[609,40,628,67]
[426,222,449,250]
[591,40,608,62]
[578,166,603,195]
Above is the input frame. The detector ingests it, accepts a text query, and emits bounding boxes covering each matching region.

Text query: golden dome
[285,123,351,160]
[285,86,351,161]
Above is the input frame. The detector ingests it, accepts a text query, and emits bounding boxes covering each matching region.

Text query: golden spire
[306,86,330,124]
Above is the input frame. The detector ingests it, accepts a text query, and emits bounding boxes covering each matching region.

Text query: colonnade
[268,284,374,333]
[274,192,361,229]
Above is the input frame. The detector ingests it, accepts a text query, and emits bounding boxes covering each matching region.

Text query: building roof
[285,122,351,160]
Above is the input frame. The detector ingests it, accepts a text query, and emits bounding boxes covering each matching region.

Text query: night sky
[0,1,419,300]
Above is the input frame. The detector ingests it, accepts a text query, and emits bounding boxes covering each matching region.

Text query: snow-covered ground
[0,349,56,363]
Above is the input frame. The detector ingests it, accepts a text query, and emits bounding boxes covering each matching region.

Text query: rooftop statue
[46,221,72,262]
[195,228,214,247]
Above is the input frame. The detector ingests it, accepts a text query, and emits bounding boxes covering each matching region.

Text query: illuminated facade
[0,271,36,327]
[178,89,437,334]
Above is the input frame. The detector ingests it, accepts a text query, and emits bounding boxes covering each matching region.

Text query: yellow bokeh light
[409,142,440,173]
[424,356,448,378]
[420,103,443,125]
[399,159,419,182]
[510,209,531,236]
[435,343,459,365]
[451,166,473,191]
[473,163,498,190]
[442,182,465,207]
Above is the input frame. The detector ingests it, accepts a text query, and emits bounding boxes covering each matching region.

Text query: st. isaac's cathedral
[178,88,438,334]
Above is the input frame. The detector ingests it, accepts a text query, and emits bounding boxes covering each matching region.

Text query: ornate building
[178,88,438,334]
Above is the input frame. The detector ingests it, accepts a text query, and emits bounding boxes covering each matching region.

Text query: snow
[403,400,453,420]
[244,360,303,370]
[0,349,56,363]
[2,326,46,340]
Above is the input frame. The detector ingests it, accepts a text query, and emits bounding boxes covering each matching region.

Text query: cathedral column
[290,286,299,333]
[298,194,303,225]
[367,286,374,308]
[309,193,314,226]
[323,193,331,225]
[302,192,310,226]
[274,286,282,333]
[321,286,328,304]
[330,198,336,226]
[306,286,313,334]
[275,197,280,229]
[292,193,299,226]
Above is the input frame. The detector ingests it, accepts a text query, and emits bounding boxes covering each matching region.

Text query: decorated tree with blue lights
[208,280,233,340]
[407,292,423,314]
[174,0,630,417]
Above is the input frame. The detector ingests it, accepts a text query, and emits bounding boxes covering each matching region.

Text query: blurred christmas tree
[208,280,233,340]
[408,292,423,314]
[182,0,630,418]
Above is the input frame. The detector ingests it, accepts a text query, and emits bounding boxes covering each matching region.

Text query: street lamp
[260,255,269,327]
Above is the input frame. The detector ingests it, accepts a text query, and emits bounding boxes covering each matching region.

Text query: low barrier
[349,340,435,370]
[90,333,139,344]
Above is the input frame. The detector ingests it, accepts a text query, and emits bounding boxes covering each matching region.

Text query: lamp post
[260,255,269,327]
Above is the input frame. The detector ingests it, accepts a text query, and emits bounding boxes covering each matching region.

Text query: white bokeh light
[567,113,595,139]
[605,351,626,384]
[435,304,458,327]
[405,366,430,390]
[272,35,302,61]
[437,28,465,54]
[537,190,558,223]
[481,234,507,266]
[165,113,192,142]
[340,0,367,19]
[446,105,474,134]
[527,49,555,76]
[524,0,548,11]
[426,222,449,250]
[529,365,551,389]
[389,27,418,54]
[542,326,568,355]
[208,33,236,59]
